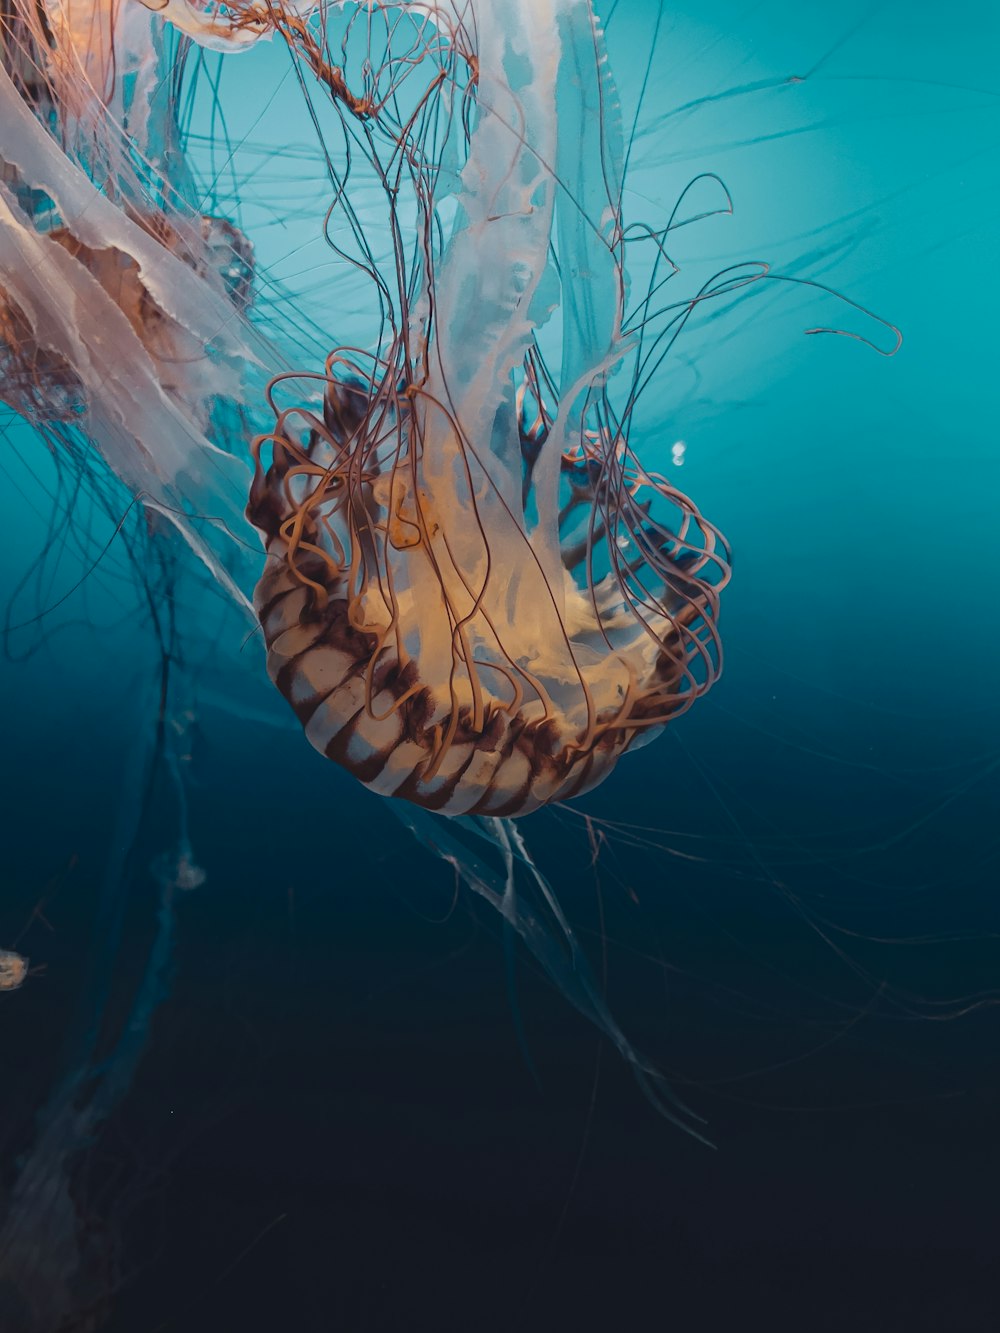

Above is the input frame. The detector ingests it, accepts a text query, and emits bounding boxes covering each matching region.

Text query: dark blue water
[1,2,998,1330]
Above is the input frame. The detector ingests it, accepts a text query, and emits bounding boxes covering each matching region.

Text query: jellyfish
[245,2,733,817]
[0,949,27,991]
[0,0,741,1130]
[1,0,731,820]
[0,0,268,608]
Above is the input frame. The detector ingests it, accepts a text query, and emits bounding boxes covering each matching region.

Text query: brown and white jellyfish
[244,0,731,816]
[1,0,731,819]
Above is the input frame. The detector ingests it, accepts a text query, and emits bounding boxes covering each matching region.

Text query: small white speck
[671,440,686,467]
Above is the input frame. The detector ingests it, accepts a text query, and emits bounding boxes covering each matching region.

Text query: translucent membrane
[0,0,269,607]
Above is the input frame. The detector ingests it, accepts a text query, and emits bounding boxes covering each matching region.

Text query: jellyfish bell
[0,949,28,992]
[249,372,730,816]
[244,0,732,816]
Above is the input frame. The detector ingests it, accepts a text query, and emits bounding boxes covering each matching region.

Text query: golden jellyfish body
[249,367,729,817]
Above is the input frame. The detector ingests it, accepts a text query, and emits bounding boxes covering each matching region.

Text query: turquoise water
[0,2,998,1328]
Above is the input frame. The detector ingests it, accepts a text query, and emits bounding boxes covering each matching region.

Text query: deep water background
[1,2,998,1330]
